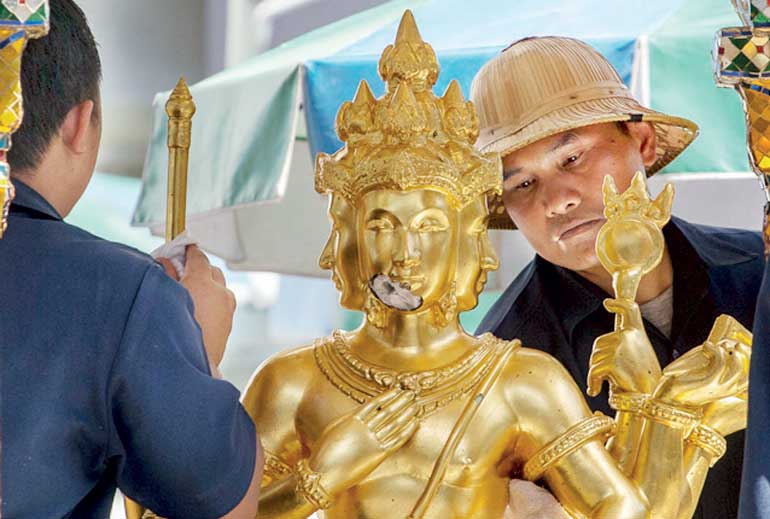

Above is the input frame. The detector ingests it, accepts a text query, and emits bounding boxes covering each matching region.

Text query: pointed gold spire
[383,80,426,138]
[443,80,465,107]
[166,77,195,121]
[378,10,439,92]
[336,80,377,141]
[395,9,423,44]
[353,79,376,106]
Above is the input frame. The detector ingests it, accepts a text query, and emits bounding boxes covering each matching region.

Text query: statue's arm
[509,349,650,519]
[241,348,318,519]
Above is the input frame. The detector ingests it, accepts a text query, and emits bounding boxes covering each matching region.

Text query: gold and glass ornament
[0,0,49,238]
[715,0,770,252]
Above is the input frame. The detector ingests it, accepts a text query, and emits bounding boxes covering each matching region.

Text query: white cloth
[151,229,198,279]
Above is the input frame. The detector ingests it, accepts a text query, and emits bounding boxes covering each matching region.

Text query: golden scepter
[124,76,196,519]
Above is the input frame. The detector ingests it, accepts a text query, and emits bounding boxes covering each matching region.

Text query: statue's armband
[523,413,616,481]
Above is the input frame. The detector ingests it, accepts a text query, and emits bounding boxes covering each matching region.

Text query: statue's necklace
[314,330,514,418]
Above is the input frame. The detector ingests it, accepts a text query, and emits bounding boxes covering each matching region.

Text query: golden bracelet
[523,412,616,481]
[295,459,333,510]
[262,450,293,487]
[608,391,648,413]
[686,424,727,466]
[641,399,702,430]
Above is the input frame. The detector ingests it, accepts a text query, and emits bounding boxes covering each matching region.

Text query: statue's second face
[360,189,456,307]
[456,197,499,311]
[319,195,365,310]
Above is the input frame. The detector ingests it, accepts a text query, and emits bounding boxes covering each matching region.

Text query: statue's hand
[701,394,747,437]
[653,338,750,408]
[309,388,419,495]
[503,480,571,519]
[587,298,662,397]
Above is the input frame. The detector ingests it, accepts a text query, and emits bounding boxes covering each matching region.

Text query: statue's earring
[431,282,457,327]
[364,289,390,328]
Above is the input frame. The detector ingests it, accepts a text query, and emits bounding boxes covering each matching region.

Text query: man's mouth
[556,218,604,242]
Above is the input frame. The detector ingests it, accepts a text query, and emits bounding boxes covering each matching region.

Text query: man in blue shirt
[0,1,263,517]
[739,256,770,519]
[471,37,764,518]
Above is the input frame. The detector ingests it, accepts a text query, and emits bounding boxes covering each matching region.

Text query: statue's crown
[602,172,673,226]
[315,10,502,208]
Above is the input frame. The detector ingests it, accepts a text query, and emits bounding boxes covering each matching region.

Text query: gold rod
[165,77,196,242]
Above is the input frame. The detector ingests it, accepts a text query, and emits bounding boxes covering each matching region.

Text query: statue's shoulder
[242,339,327,418]
[493,337,578,389]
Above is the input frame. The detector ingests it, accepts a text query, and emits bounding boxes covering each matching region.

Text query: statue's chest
[296,377,516,486]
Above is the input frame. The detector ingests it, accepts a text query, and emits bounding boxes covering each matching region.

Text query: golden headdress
[315,10,502,209]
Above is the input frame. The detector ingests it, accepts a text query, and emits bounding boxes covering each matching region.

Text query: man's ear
[627,121,657,168]
[60,100,95,154]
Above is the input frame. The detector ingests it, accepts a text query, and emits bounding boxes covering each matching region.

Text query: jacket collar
[10,178,62,220]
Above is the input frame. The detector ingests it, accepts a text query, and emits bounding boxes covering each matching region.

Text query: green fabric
[132,0,427,227]
[651,0,749,174]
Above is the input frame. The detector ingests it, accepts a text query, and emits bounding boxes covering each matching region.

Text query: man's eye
[515,179,536,191]
[562,153,583,168]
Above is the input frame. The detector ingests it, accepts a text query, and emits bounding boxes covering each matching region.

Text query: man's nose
[543,181,581,218]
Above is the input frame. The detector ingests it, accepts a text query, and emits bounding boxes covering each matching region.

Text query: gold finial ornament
[241,10,751,519]
[597,171,674,304]
[165,77,196,242]
[0,1,50,238]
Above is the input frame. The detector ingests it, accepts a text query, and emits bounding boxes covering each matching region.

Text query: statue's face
[456,197,499,311]
[319,195,365,310]
[360,189,455,307]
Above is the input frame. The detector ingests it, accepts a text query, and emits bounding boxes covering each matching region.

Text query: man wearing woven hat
[471,37,765,518]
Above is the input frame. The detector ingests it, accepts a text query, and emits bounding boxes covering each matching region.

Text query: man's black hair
[9,0,101,174]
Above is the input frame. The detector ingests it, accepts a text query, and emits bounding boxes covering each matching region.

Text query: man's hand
[310,388,420,496]
[504,480,570,519]
[160,245,236,367]
[587,298,662,396]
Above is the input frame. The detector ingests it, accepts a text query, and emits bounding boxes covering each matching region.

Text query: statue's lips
[369,273,424,311]
[556,218,604,242]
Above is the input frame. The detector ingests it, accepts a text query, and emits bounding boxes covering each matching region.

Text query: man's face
[359,189,455,306]
[500,122,656,273]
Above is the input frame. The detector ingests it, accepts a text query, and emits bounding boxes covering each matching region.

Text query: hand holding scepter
[586,172,673,473]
